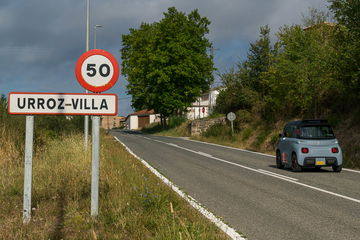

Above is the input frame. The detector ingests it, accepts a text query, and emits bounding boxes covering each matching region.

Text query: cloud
[0,0,329,115]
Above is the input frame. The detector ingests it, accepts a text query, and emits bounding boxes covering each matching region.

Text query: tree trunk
[163,116,167,127]
[160,114,164,127]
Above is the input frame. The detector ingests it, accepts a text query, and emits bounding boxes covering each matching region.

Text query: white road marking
[197,151,213,158]
[151,138,360,204]
[167,143,179,147]
[157,136,360,174]
[113,136,246,240]
[257,169,298,181]
[160,136,274,157]
[343,168,360,174]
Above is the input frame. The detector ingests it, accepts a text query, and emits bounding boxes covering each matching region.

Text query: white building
[125,109,160,130]
[186,89,221,120]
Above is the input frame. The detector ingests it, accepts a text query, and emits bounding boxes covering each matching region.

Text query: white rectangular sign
[8,92,118,115]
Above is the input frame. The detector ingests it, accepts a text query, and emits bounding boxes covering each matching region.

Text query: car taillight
[332,147,339,153]
[301,147,309,153]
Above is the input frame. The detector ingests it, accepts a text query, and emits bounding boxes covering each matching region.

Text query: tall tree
[215,26,271,116]
[263,22,340,118]
[245,25,272,95]
[329,0,360,36]
[121,7,214,123]
[328,0,360,103]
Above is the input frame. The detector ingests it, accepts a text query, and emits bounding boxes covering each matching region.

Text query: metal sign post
[23,115,34,223]
[91,115,100,216]
[9,48,119,224]
[8,92,117,223]
[84,0,90,152]
[75,49,119,217]
[227,112,236,136]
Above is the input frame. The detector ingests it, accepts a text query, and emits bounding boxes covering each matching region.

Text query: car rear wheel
[332,165,342,172]
[276,150,284,169]
[291,153,302,172]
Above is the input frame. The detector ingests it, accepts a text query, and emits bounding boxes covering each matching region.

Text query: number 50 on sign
[75,49,120,93]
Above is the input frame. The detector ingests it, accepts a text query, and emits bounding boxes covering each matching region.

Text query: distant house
[303,22,336,31]
[125,109,160,130]
[101,116,125,130]
[187,88,221,120]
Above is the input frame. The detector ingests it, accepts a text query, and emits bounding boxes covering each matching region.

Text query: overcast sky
[0,0,329,116]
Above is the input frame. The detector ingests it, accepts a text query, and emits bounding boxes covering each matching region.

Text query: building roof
[125,109,156,121]
[125,109,155,118]
[303,22,336,31]
[130,109,155,116]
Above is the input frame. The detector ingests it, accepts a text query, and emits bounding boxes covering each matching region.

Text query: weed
[269,134,280,147]
[241,128,253,141]
[253,130,270,148]
[202,123,231,138]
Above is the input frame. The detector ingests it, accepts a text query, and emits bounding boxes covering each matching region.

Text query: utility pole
[84,0,90,151]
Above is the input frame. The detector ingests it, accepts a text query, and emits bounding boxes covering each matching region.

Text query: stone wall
[191,117,226,136]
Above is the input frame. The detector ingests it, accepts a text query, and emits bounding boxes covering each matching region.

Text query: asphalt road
[111,130,360,240]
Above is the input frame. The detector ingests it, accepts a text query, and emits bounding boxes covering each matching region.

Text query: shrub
[168,116,186,128]
[202,123,231,138]
[241,128,253,141]
[253,130,270,148]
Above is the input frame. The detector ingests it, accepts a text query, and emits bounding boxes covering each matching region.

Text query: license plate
[316,158,326,165]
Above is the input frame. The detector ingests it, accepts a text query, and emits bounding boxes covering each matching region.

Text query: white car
[276,120,343,172]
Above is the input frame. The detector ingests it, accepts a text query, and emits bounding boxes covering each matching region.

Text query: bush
[168,116,186,128]
[241,128,253,141]
[253,130,270,148]
[202,123,231,138]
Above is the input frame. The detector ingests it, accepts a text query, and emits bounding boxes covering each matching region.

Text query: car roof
[286,119,330,126]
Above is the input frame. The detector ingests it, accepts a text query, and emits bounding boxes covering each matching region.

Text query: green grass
[0,133,228,239]
[241,128,253,141]
[143,116,191,137]
[252,129,271,149]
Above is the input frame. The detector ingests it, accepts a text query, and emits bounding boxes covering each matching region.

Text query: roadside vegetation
[142,116,190,137]
[0,95,228,239]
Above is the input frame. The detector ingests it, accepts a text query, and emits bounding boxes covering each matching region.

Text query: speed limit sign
[75,49,120,92]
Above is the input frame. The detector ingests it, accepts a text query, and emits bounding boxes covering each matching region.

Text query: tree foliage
[328,0,360,101]
[215,4,360,121]
[121,7,214,122]
[264,23,340,118]
[215,25,271,116]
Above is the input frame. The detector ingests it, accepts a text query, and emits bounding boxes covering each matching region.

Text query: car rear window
[298,125,335,139]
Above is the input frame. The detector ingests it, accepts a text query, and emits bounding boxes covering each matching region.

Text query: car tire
[332,165,342,172]
[276,150,284,169]
[291,153,302,172]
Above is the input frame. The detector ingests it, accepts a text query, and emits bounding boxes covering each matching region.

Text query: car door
[286,124,299,166]
[278,124,291,166]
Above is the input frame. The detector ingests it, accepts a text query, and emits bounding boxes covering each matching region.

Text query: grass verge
[0,133,228,239]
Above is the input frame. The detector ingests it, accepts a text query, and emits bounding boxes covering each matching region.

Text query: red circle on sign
[75,49,120,92]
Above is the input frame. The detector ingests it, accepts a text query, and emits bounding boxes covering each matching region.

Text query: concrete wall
[126,115,138,130]
[191,117,226,136]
